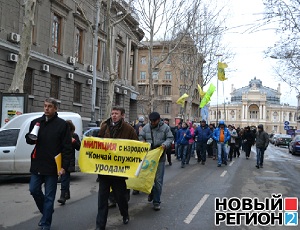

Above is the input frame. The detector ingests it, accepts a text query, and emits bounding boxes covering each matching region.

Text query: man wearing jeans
[139,112,173,211]
[25,98,72,230]
[212,120,231,167]
[255,124,269,169]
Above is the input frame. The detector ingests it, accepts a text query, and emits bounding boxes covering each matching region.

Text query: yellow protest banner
[79,137,150,178]
[126,147,164,194]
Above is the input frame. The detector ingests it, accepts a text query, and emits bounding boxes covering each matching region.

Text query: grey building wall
[0,0,142,128]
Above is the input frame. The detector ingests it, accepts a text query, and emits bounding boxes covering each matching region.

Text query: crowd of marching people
[146,119,266,169]
[134,117,268,170]
[98,116,269,230]
[26,99,268,230]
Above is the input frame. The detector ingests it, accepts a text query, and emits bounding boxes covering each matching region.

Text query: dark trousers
[60,171,70,192]
[208,141,217,157]
[186,143,193,164]
[196,142,207,162]
[244,143,252,157]
[229,143,238,160]
[166,146,172,164]
[96,176,128,229]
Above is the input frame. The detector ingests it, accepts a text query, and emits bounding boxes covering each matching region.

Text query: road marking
[229,161,234,166]
[184,194,210,224]
[220,170,227,177]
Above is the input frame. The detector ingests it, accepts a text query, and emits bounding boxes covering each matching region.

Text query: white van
[0,112,82,174]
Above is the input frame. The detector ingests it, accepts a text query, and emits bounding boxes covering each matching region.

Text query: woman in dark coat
[242,126,255,159]
[57,120,81,204]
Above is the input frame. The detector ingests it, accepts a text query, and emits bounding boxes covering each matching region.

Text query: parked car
[269,133,275,143]
[274,134,292,147]
[270,134,281,144]
[0,112,82,174]
[83,127,100,137]
[288,135,300,155]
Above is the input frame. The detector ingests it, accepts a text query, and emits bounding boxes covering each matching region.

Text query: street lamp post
[89,0,100,127]
[215,54,223,125]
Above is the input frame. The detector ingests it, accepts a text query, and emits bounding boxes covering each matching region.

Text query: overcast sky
[209,0,298,106]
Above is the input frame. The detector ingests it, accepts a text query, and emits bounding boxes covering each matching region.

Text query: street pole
[217,76,219,124]
[89,0,100,127]
[215,54,223,125]
[223,83,226,121]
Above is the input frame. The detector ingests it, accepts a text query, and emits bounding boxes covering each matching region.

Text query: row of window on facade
[140,52,195,66]
[24,68,101,106]
[209,109,296,121]
[44,12,126,79]
[140,56,172,65]
[139,71,172,80]
[138,85,201,104]
[139,70,196,81]
[139,102,171,114]
[138,85,171,96]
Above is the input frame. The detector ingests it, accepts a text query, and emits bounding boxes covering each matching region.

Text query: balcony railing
[157,95,172,101]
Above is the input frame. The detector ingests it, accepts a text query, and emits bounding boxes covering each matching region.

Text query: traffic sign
[284,125,289,130]
[284,121,290,126]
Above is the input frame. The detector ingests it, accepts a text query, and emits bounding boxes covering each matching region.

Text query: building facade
[136,35,203,125]
[0,0,143,127]
[209,78,297,134]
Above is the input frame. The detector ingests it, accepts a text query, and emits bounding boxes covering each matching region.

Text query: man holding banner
[95,107,138,230]
[139,112,173,211]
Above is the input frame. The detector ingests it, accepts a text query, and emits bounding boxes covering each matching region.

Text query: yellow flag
[218,62,228,81]
[126,147,164,194]
[197,84,206,99]
[199,83,216,108]
[176,93,189,107]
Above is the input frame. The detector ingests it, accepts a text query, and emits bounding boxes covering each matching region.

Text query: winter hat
[149,112,160,121]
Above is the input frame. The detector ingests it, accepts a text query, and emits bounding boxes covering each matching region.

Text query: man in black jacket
[25,98,72,230]
[255,124,269,168]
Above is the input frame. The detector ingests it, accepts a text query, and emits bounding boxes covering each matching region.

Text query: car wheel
[291,149,295,155]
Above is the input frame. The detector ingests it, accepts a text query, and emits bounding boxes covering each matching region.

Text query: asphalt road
[0,144,299,230]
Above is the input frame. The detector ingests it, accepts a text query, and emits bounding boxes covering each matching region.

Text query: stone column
[259,105,262,119]
[242,105,245,119]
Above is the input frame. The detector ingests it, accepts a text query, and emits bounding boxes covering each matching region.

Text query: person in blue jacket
[213,120,231,167]
[194,119,212,165]
[177,122,192,168]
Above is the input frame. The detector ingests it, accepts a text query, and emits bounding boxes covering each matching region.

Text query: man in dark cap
[255,124,269,168]
[139,112,173,211]
[194,119,212,165]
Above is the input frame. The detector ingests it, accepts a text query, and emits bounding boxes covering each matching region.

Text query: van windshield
[0,129,20,146]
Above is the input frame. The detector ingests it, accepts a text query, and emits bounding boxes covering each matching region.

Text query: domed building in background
[208,77,297,134]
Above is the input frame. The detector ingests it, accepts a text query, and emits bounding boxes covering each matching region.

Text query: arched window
[273,111,278,121]
[249,104,259,119]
